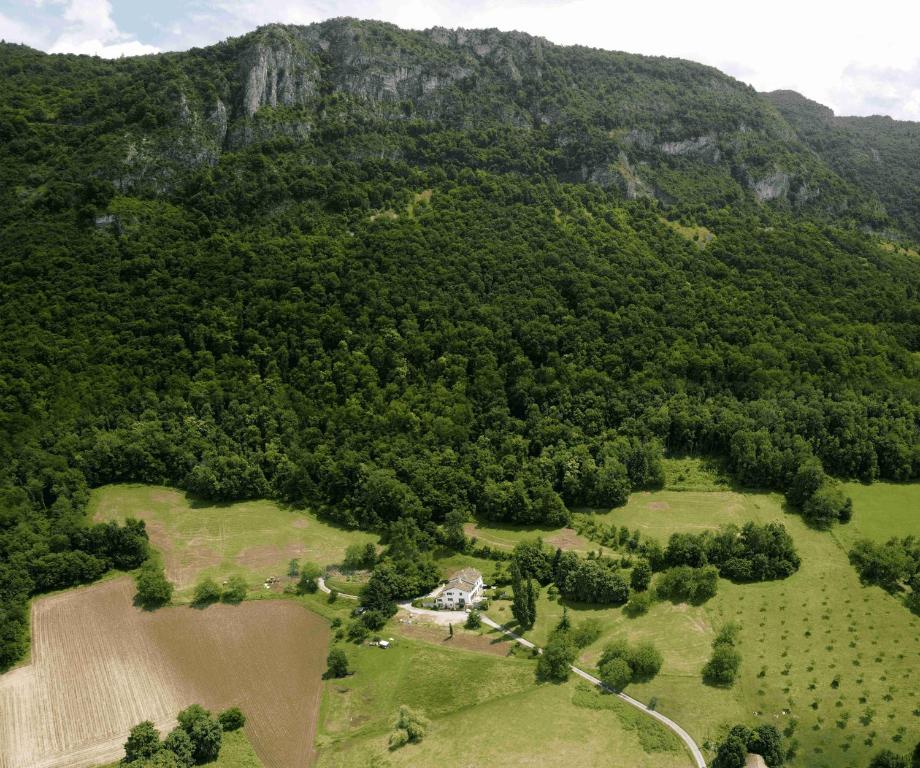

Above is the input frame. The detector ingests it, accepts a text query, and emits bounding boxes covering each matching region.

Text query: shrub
[326,648,349,678]
[192,578,221,607]
[361,609,388,631]
[218,707,245,731]
[134,562,173,610]
[221,575,247,604]
[625,590,653,617]
[125,721,161,763]
[176,704,222,764]
[536,634,577,682]
[465,609,482,629]
[388,705,428,749]
[571,618,602,648]
[347,619,369,643]
[163,727,194,768]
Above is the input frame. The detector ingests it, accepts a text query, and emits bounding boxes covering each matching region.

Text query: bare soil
[395,621,513,657]
[0,578,328,768]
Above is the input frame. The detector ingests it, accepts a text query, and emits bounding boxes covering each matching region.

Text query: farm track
[0,579,329,768]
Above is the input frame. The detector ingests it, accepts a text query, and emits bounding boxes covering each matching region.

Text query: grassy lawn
[97,728,262,768]
[315,636,692,768]
[89,484,378,594]
[838,481,920,543]
[498,487,920,768]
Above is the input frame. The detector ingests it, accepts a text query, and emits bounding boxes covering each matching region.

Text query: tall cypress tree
[511,561,531,629]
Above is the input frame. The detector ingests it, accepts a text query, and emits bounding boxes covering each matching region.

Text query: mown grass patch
[89,484,377,593]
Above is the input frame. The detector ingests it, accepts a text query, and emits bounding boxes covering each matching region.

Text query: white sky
[2,0,920,119]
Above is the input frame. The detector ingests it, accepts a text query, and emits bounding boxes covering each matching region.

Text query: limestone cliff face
[102,18,866,215]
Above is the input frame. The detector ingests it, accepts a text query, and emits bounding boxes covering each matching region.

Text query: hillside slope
[0,19,918,673]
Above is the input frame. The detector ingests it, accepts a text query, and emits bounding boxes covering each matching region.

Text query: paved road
[479,614,707,768]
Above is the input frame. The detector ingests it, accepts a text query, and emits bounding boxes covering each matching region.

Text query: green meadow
[88,484,378,593]
[314,633,691,768]
[490,477,920,767]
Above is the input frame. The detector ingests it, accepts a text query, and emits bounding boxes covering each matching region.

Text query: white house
[434,567,483,609]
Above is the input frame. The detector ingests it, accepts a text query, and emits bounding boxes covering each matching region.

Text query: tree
[163,727,194,768]
[217,707,245,731]
[176,704,222,764]
[296,562,321,594]
[628,642,663,681]
[511,561,534,629]
[802,482,852,527]
[287,559,300,578]
[465,609,482,629]
[192,578,221,607]
[134,562,173,610]
[536,634,576,682]
[327,588,339,603]
[630,560,652,592]
[125,721,161,763]
[361,609,387,631]
[748,724,785,766]
[703,643,742,686]
[869,751,909,768]
[221,575,247,604]
[326,648,350,678]
[911,740,920,768]
[712,735,748,768]
[599,656,632,691]
[343,543,367,571]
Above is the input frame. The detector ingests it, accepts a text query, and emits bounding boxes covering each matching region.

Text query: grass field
[0,578,328,768]
[89,484,378,591]
[314,633,693,768]
[838,481,920,543]
[495,485,920,767]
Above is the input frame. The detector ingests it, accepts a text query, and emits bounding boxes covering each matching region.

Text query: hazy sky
[2,0,919,120]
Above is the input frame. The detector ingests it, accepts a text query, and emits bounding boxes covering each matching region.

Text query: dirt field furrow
[0,578,328,768]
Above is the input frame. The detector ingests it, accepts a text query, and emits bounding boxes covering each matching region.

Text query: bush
[388,705,428,749]
[358,609,385,630]
[347,619,369,643]
[597,637,663,689]
[536,633,577,682]
[465,609,482,629]
[134,562,173,610]
[599,656,632,691]
[656,565,719,604]
[221,575,247,604]
[192,578,222,607]
[125,721,161,763]
[624,590,653,617]
[326,648,349,678]
[163,727,194,768]
[296,562,321,594]
[703,639,742,687]
[176,704,222,764]
[571,618,602,648]
[218,707,245,731]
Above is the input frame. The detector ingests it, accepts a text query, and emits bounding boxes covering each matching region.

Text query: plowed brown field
[0,578,328,768]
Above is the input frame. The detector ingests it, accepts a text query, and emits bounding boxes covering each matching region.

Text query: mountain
[766,89,920,240]
[0,18,900,225]
[0,19,918,670]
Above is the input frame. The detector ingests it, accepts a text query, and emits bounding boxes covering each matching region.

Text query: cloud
[0,10,48,48]
[46,0,160,57]
[833,61,920,120]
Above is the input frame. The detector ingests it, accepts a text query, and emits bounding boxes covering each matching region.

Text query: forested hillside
[1,18,918,669]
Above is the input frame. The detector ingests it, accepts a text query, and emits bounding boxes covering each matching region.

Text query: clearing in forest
[89,484,377,589]
[0,578,328,768]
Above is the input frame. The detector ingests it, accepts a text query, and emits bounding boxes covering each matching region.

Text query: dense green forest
[0,18,918,669]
